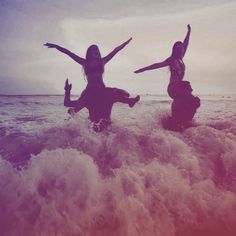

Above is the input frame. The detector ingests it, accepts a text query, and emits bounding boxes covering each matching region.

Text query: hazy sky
[0,0,235,95]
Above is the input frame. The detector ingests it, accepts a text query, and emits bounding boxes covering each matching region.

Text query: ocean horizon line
[0,93,168,97]
[0,93,235,97]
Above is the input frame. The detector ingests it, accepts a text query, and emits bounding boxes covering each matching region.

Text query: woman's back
[169,58,185,83]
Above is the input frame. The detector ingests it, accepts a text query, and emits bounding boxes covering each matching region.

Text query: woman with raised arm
[135,25,192,99]
[135,25,200,131]
[44,39,139,112]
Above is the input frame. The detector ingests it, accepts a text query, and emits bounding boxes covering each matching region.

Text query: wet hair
[171,41,184,59]
[84,44,104,76]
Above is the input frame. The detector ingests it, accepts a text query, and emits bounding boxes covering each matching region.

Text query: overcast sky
[0,0,235,95]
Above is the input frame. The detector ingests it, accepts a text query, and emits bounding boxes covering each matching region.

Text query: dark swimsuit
[168,59,189,99]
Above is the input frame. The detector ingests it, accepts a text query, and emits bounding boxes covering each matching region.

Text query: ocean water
[0,94,236,236]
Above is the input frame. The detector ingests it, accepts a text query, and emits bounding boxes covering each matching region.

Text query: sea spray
[0,95,236,235]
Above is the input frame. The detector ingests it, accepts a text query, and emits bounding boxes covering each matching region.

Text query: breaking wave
[0,97,236,236]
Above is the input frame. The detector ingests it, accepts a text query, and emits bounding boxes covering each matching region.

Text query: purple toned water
[0,94,236,236]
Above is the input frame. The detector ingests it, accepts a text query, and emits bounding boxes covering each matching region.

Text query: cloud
[0,0,235,94]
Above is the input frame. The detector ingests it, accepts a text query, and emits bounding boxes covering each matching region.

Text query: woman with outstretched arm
[44,38,132,88]
[44,38,139,112]
[134,25,192,99]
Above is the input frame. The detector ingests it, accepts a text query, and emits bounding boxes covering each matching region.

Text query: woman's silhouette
[135,25,193,99]
[134,25,200,131]
[44,38,139,131]
[44,38,139,112]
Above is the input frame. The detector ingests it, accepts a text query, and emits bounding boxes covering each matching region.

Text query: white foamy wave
[0,141,236,236]
[0,96,236,235]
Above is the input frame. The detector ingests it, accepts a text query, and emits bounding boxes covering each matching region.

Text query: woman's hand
[187,24,191,31]
[64,79,72,92]
[43,43,58,48]
[125,37,132,45]
[134,68,144,73]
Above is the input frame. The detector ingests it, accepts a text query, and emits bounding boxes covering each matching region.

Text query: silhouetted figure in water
[64,79,138,132]
[134,25,200,131]
[44,38,139,131]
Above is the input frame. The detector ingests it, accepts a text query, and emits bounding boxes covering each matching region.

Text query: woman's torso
[84,59,105,88]
[169,58,185,84]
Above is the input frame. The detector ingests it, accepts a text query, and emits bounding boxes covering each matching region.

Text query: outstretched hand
[43,43,58,48]
[187,24,191,31]
[64,79,72,92]
[125,37,132,45]
[134,68,144,74]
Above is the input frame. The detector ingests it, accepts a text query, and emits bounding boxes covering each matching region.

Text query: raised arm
[64,79,78,107]
[134,58,171,73]
[102,38,132,64]
[64,79,85,114]
[44,43,86,65]
[182,24,191,56]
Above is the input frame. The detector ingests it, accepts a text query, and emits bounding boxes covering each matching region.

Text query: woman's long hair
[171,41,184,59]
[83,45,104,77]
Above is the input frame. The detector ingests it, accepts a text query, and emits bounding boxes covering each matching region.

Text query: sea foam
[0,96,236,236]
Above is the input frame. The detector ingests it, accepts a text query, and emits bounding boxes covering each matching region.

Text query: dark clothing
[167,80,193,99]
